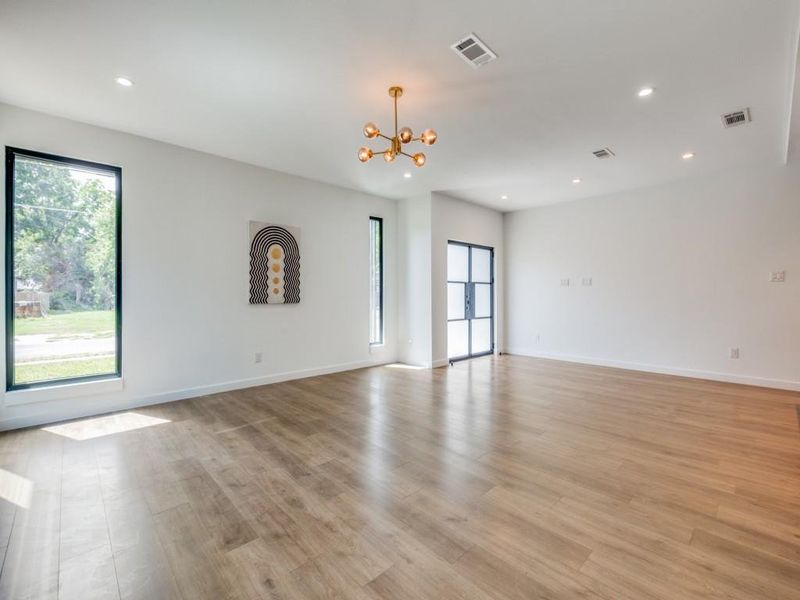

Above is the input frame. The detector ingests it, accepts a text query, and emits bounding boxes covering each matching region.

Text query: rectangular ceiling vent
[451,33,497,68]
[722,108,751,128]
[592,147,616,159]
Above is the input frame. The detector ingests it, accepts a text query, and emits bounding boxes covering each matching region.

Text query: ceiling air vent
[721,108,751,128]
[592,147,616,159]
[451,33,497,68]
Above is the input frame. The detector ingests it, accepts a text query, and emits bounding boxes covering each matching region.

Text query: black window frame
[5,147,122,391]
[369,216,384,346]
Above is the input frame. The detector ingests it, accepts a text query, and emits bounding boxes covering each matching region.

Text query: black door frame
[447,240,494,362]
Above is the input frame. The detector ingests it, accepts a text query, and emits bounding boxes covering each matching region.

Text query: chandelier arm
[377,133,393,141]
[399,151,414,158]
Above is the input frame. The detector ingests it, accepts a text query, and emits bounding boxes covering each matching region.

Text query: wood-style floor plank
[0,355,799,599]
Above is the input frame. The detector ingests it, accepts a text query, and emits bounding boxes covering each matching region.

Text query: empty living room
[1,1,799,598]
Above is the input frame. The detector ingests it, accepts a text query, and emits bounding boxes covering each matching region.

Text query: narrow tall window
[369,216,383,345]
[5,148,121,390]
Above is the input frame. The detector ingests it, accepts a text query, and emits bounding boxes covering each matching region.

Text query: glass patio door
[447,241,494,361]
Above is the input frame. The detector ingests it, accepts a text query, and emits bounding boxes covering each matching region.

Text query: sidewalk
[14,333,115,362]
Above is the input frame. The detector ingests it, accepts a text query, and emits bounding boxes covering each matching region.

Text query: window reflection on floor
[0,468,33,509]
[41,411,170,441]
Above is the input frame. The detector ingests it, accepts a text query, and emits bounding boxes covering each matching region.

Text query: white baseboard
[7,350,796,431]
[1,358,392,431]
[135,358,392,406]
[505,348,800,392]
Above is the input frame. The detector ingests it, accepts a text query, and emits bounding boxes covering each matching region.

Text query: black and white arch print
[249,222,300,304]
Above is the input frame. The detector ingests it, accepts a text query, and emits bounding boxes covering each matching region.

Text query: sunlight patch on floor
[42,411,171,441]
[0,468,33,509]
[384,363,426,370]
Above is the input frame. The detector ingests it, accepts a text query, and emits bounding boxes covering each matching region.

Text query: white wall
[431,193,504,366]
[504,163,800,390]
[397,195,432,366]
[395,192,504,367]
[0,103,397,430]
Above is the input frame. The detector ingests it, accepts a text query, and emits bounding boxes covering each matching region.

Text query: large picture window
[5,148,121,390]
[369,216,383,345]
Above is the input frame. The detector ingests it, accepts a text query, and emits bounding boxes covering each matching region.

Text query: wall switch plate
[254,352,263,363]
[582,277,592,286]
[560,278,570,286]
[769,271,785,282]
[729,347,740,359]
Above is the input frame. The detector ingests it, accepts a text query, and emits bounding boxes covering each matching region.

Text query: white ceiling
[1,0,798,211]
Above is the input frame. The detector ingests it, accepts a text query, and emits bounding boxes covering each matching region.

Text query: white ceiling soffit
[0,0,799,212]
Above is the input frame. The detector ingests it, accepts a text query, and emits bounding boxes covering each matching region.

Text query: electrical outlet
[769,271,785,283]
[560,278,570,287]
[254,352,263,364]
[582,277,592,286]
[729,347,739,359]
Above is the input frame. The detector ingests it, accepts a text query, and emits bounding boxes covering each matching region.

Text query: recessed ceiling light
[115,77,134,87]
[500,195,508,200]
[638,87,654,97]
[403,172,412,179]
[682,152,695,160]
[572,178,582,184]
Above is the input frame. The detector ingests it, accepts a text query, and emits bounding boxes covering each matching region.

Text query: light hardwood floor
[1,355,799,599]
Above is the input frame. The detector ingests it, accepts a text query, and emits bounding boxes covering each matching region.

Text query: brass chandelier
[358,86,437,167]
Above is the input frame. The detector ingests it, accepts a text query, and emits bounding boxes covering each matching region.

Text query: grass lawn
[15,356,116,385]
[14,310,115,337]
